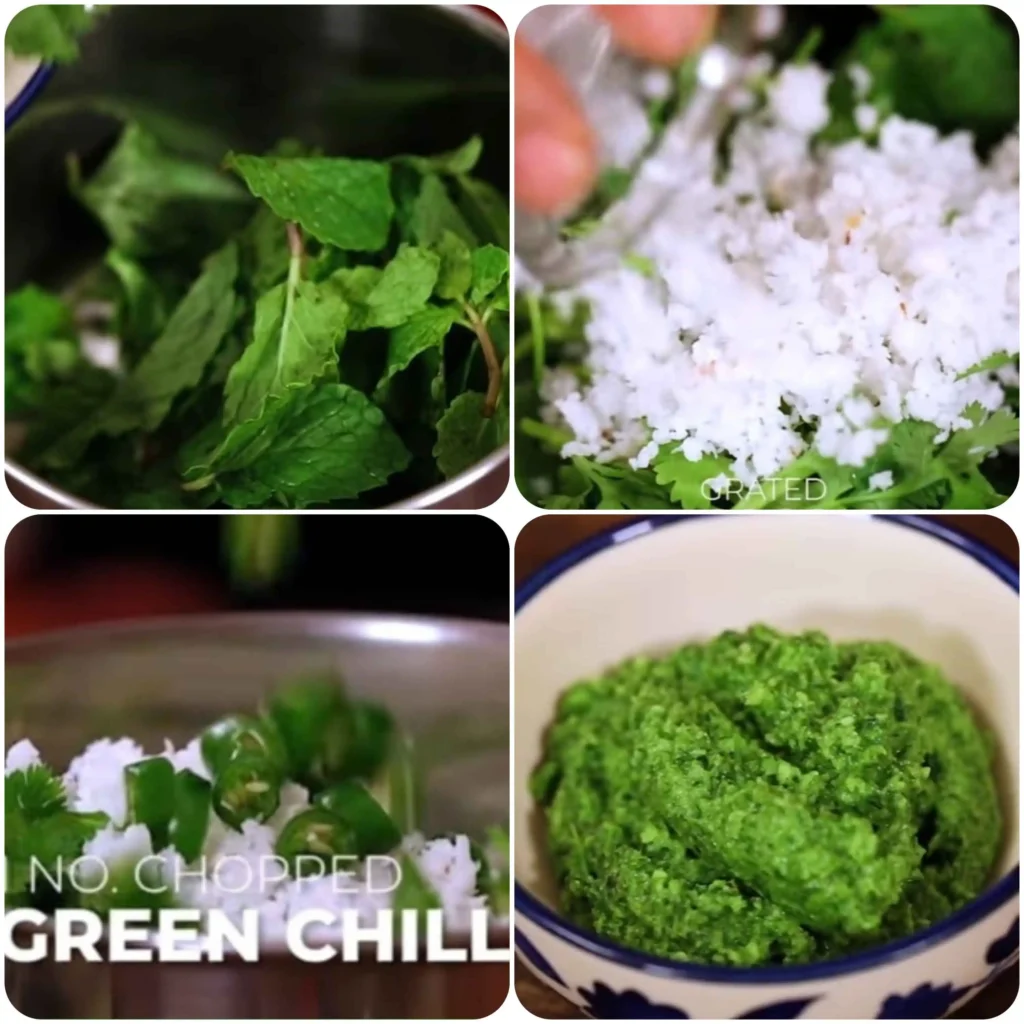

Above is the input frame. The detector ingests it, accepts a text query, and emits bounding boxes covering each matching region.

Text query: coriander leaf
[434,391,498,479]
[393,853,441,914]
[188,382,410,507]
[5,765,108,904]
[411,173,476,247]
[433,231,473,300]
[361,245,440,329]
[941,407,1019,472]
[6,808,108,900]
[75,124,252,259]
[763,449,856,510]
[956,352,1018,381]
[224,278,348,426]
[652,450,734,509]
[455,175,509,249]
[396,135,483,176]
[5,765,66,818]
[571,457,674,510]
[886,419,937,478]
[226,153,394,251]
[623,252,658,279]
[469,245,509,305]
[44,242,239,466]
[848,5,1018,147]
[6,4,104,63]
[379,305,458,387]
[945,466,1002,509]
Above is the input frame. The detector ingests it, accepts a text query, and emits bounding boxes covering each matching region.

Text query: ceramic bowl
[515,515,1019,1019]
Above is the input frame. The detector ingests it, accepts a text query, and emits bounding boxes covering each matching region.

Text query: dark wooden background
[514,514,1018,1019]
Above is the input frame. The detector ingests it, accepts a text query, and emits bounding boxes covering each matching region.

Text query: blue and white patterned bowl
[515,515,1019,1019]
[5,54,53,130]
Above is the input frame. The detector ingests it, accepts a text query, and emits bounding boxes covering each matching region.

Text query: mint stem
[462,302,501,418]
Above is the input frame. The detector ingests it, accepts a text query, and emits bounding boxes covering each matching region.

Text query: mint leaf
[457,175,509,249]
[44,242,239,466]
[105,250,171,355]
[469,245,509,305]
[411,174,476,247]
[190,383,410,507]
[224,277,348,426]
[226,153,394,252]
[652,450,733,509]
[434,391,498,478]
[326,266,382,314]
[380,305,458,387]
[76,124,251,259]
[237,205,291,295]
[360,245,440,329]
[433,231,473,300]
[6,5,104,63]
[4,284,74,350]
[4,285,81,417]
[397,136,483,176]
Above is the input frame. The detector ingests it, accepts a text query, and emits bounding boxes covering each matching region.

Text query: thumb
[515,36,598,217]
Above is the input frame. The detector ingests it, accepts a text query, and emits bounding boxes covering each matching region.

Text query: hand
[515,5,716,216]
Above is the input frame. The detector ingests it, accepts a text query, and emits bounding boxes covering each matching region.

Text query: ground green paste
[531,625,1002,966]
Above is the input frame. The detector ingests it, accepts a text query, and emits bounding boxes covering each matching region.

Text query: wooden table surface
[514,514,1018,1019]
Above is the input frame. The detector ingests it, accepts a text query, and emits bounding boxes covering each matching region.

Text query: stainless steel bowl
[5,612,510,1018]
[4,4,509,510]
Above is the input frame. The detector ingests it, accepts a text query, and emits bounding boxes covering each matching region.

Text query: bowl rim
[4,60,54,130]
[6,608,509,658]
[514,513,1020,984]
[2,2,509,511]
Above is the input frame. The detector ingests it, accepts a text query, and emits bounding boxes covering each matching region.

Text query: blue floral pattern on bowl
[876,981,973,1019]
[577,982,820,1019]
[515,930,566,987]
[985,916,1019,968]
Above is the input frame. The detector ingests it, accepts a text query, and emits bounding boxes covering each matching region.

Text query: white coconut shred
[526,56,1020,494]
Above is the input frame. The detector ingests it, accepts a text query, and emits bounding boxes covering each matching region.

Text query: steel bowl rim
[514,512,1020,984]
[6,608,509,659]
[3,2,509,511]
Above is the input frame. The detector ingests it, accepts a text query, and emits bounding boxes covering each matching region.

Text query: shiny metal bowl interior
[5,613,510,1019]
[4,4,509,511]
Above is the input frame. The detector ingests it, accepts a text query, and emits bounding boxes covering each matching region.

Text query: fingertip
[595,4,716,65]
[515,131,596,217]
